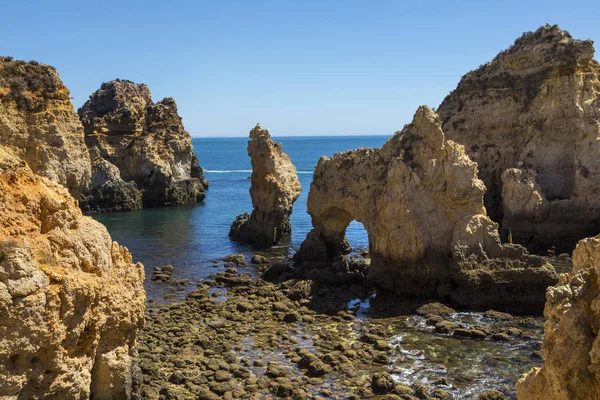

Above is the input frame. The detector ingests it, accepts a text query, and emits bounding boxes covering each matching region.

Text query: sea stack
[438,24,600,253]
[0,58,145,399]
[0,57,91,198]
[229,124,301,248]
[78,79,208,213]
[517,234,600,399]
[294,106,557,313]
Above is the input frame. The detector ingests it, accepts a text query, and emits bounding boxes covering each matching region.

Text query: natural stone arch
[295,106,558,313]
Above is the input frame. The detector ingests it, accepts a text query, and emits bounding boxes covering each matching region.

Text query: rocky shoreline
[139,254,545,400]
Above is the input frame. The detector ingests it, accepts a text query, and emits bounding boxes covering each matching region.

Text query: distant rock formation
[0,145,145,399]
[438,24,600,252]
[517,234,600,399]
[229,125,301,248]
[295,106,557,313]
[0,57,91,197]
[78,79,208,213]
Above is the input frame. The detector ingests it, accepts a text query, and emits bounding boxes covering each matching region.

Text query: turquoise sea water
[93,135,389,297]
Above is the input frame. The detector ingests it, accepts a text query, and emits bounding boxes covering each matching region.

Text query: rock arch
[295,106,557,313]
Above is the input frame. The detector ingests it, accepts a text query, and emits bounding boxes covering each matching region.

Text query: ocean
[93,135,389,297]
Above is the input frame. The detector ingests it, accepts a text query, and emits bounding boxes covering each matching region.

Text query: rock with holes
[294,106,557,313]
[437,24,600,253]
[0,145,145,399]
[78,79,208,212]
[229,124,302,248]
[0,57,91,198]
[517,234,600,399]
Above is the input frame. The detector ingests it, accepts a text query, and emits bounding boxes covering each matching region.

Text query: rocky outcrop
[0,145,146,399]
[517,234,600,399]
[229,125,302,248]
[0,57,91,197]
[78,79,207,212]
[438,25,600,252]
[79,154,143,213]
[295,106,557,313]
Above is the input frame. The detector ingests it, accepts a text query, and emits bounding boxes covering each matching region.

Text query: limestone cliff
[0,57,91,198]
[517,234,600,399]
[438,24,600,252]
[229,125,302,248]
[295,106,557,313]
[78,79,207,212]
[0,145,146,399]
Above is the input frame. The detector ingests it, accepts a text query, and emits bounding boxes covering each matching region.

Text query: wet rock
[453,328,472,338]
[151,265,176,282]
[371,372,395,394]
[306,359,332,377]
[251,254,270,264]
[197,388,221,400]
[431,388,452,399]
[417,303,456,318]
[236,302,254,312]
[477,389,506,399]
[484,310,514,321]
[471,329,488,339]
[283,312,300,323]
[491,333,510,342]
[262,263,295,282]
[188,287,209,299]
[434,321,458,334]
[209,381,232,395]
[266,362,287,378]
[221,254,246,266]
[214,370,231,382]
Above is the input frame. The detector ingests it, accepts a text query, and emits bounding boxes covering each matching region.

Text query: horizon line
[190,133,392,139]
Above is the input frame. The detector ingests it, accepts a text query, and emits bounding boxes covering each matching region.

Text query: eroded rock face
[438,25,600,252]
[229,125,301,248]
[0,145,145,399]
[78,79,207,212]
[0,57,91,198]
[517,234,600,399]
[295,106,557,313]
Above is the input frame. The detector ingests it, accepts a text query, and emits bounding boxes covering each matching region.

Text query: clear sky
[2,1,599,137]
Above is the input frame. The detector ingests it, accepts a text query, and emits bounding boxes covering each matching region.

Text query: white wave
[205,169,313,174]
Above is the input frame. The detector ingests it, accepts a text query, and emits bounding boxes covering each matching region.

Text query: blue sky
[2,1,599,137]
